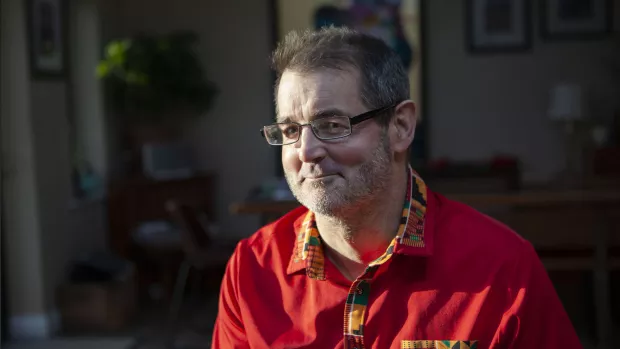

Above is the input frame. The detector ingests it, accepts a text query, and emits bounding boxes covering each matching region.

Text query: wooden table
[231,190,620,214]
[230,189,620,347]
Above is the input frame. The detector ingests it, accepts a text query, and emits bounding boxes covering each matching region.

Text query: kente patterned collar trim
[287,164,430,279]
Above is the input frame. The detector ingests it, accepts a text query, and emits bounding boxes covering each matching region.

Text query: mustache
[298,166,340,179]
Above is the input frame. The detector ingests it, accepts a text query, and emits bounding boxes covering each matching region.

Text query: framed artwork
[466,0,532,53]
[541,0,613,40]
[26,0,68,78]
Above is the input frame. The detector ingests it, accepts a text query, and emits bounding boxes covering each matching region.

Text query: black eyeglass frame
[260,103,398,145]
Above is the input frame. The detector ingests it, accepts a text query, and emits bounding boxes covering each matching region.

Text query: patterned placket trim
[295,165,428,349]
[342,166,427,349]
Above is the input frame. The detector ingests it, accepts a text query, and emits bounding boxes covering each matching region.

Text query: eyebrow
[276,108,350,123]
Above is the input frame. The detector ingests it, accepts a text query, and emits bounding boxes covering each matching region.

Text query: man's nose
[296,126,327,163]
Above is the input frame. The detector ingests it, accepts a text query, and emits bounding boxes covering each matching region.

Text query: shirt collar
[286,164,432,279]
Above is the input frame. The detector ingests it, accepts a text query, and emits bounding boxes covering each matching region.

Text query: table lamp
[548,83,587,186]
[548,83,583,122]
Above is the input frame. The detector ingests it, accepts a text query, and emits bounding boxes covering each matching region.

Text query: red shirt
[212,169,582,349]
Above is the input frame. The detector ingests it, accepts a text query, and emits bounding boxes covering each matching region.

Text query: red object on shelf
[593,147,620,175]
[491,155,518,170]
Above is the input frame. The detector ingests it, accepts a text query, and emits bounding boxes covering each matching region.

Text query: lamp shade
[548,83,583,121]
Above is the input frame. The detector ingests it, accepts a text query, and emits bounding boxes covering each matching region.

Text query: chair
[487,202,620,347]
[165,200,238,321]
[128,200,237,349]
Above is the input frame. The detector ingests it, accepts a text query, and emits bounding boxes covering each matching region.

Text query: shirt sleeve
[490,242,583,349]
[211,242,250,349]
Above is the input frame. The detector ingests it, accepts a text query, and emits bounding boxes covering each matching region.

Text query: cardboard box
[56,267,136,333]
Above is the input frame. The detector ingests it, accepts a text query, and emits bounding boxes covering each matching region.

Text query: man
[212,27,581,349]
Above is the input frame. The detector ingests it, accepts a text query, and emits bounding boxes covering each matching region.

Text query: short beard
[285,132,393,217]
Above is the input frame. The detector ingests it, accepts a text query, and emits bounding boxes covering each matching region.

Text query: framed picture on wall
[26,0,68,78]
[466,0,532,53]
[541,0,613,40]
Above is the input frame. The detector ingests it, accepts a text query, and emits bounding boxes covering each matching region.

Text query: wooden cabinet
[107,174,216,259]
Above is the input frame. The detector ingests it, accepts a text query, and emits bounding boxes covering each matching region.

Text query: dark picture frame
[26,0,68,78]
[466,0,532,53]
[541,0,613,40]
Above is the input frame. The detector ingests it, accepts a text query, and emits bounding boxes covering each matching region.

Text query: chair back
[166,200,212,266]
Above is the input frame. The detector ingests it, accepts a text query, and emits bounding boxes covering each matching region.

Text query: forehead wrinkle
[275,69,361,123]
[277,87,326,124]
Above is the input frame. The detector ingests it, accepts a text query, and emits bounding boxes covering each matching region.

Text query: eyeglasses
[260,104,396,146]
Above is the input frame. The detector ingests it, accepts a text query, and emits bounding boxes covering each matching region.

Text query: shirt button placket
[346,280,368,349]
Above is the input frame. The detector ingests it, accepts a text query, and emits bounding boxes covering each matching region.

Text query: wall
[30,81,73,314]
[1,0,108,338]
[31,78,107,316]
[100,0,619,239]
[426,0,620,182]
[105,0,276,236]
[1,0,47,331]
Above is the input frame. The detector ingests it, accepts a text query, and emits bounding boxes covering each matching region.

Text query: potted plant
[96,31,218,146]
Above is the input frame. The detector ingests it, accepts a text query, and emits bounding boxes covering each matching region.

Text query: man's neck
[315,165,409,281]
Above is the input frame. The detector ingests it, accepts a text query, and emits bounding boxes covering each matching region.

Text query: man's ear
[389,100,417,154]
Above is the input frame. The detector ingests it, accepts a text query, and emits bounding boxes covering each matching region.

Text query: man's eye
[318,122,347,133]
[282,126,299,137]
[327,122,345,130]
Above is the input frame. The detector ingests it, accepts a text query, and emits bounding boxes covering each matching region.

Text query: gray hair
[271,26,410,124]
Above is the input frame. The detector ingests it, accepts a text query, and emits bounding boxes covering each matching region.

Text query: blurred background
[1,0,619,348]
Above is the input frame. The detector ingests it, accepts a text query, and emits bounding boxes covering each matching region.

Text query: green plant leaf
[125,71,148,85]
[97,31,218,116]
[106,40,130,65]
[95,62,109,78]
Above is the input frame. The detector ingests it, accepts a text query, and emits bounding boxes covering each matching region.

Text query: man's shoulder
[236,205,308,261]
[429,190,531,261]
[426,190,543,290]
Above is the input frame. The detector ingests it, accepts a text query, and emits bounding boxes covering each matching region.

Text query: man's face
[277,69,393,215]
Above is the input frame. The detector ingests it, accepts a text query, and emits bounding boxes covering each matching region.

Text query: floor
[2,337,606,349]
[4,338,134,349]
[3,295,218,349]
